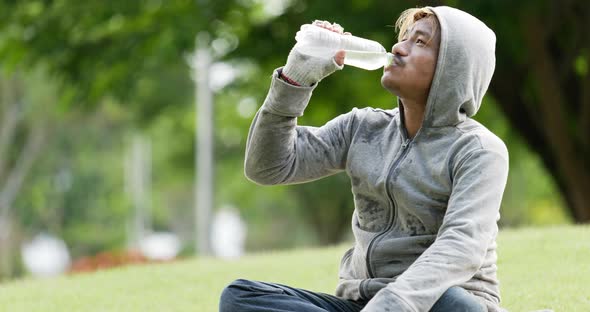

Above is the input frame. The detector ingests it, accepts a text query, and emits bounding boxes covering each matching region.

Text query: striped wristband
[279,70,302,86]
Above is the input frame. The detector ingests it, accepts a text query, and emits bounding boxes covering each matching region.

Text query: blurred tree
[291,174,353,245]
[0,69,51,279]
[12,62,198,268]
[0,0,585,266]
[0,0,255,112]
[462,0,590,222]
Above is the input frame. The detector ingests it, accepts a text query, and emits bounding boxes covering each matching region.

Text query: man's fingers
[331,23,344,34]
[311,20,345,34]
[334,50,346,66]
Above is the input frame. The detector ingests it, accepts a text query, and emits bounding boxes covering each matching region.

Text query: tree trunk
[0,72,48,279]
[522,13,590,222]
[489,7,590,222]
[0,122,46,218]
[0,215,13,280]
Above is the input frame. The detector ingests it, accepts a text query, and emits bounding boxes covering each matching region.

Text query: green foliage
[0,0,578,272]
[0,0,251,109]
[574,52,588,77]
[0,225,588,311]
[15,103,132,257]
[475,97,570,226]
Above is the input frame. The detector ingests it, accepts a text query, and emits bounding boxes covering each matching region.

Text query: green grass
[0,225,588,311]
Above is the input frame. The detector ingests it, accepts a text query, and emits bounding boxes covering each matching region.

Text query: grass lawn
[0,225,588,311]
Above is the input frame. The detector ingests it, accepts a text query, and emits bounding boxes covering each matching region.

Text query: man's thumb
[334,50,346,66]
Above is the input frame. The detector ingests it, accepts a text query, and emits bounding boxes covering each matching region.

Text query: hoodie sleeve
[362,137,509,312]
[244,69,356,185]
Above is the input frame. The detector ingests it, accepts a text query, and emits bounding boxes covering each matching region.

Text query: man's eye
[416,39,425,44]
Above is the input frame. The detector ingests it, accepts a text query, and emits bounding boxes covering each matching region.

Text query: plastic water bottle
[295,24,394,71]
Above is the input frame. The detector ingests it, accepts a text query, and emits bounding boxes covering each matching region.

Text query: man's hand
[281,20,347,86]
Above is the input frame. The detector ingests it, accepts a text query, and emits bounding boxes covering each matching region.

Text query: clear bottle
[295,24,393,71]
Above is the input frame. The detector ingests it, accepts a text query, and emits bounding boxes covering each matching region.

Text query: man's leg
[430,286,487,312]
[219,279,365,312]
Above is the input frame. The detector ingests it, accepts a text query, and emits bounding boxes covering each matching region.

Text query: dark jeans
[219,279,486,312]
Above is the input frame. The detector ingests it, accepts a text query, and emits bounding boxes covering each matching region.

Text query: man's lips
[392,55,404,67]
[384,55,404,71]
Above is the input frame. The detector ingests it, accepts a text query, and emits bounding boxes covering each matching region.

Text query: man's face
[381,18,440,103]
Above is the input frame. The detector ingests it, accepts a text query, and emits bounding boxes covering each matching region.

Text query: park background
[0,0,588,308]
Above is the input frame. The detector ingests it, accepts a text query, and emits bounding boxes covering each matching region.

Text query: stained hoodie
[244,6,508,312]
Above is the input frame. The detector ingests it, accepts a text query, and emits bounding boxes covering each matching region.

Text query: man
[221,5,507,312]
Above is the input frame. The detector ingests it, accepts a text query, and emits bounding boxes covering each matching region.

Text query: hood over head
[418,6,496,128]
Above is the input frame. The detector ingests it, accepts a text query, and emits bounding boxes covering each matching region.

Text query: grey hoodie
[245,6,508,312]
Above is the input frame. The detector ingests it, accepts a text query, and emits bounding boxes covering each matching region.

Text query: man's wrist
[279,69,302,86]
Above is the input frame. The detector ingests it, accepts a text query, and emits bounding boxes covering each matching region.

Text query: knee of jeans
[224,279,254,295]
[229,278,255,289]
[457,296,486,312]
[436,287,486,312]
[219,279,251,311]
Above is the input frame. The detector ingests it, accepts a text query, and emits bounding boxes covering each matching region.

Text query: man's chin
[380,75,400,96]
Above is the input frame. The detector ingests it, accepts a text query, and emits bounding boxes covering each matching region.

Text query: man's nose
[392,41,408,56]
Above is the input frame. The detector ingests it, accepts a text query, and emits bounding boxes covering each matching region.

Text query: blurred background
[0,0,587,281]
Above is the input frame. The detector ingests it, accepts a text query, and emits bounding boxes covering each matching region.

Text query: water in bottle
[295,24,394,71]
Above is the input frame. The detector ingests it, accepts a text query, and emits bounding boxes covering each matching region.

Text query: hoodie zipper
[365,137,412,278]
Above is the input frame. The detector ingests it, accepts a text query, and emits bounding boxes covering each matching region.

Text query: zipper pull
[402,139,410,149]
